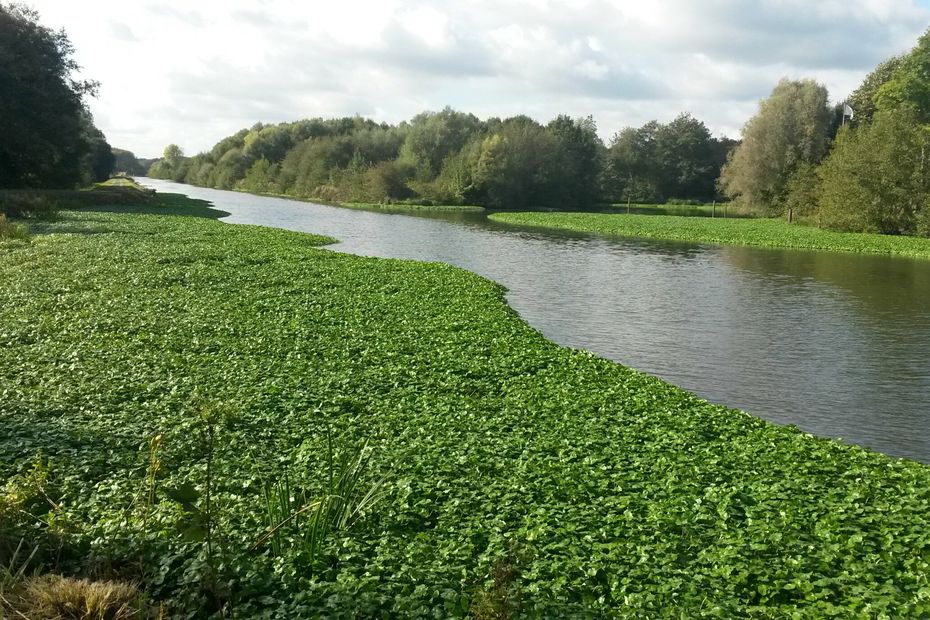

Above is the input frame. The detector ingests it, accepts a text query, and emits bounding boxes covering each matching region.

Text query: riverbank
[3,194,930,616]
[341,201,483,213]
[490,212,930,259]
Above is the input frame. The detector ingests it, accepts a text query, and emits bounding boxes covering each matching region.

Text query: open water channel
[140,178,930,462]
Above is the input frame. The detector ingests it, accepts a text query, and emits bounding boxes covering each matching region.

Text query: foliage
[4,197,930,615]
[0,214,29,241]
[782,163,821,220]
[2,574,155,619]
[0,3,112,189]
[606,202,752,218]
[0,183,155,219]
[720,79,832,215]
[875,29,930,123]
[112,149,148,176]
[258,439,390,575]
[847,56,905,126]
[149,108,734,209]
[0,190,59,218]
[489,211,930,258]
[818,111,930,235]
[341,202,483,213]
[605,114,734,204]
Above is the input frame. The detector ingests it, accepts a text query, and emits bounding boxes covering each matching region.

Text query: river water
[139,179,930,462]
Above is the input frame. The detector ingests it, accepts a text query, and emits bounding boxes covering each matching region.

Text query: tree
[818,109,930,236]
[719,79,832,214]
[0,3,103,188]
[112,148,146,175]
[547,115,602,208]
[875,29,930,123]
[847,56,904,126]
[81,114,115,183]
[654,114,717,200]
[398,107,482,179]
[606,115,728,203]
[606,122,661,203]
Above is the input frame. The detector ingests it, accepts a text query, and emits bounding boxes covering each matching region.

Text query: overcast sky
[27,0,930,157]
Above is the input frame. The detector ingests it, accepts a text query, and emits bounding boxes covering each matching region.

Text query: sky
[26,0,930,158]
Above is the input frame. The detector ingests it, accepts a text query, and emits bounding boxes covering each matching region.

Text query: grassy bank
[605,202,753,218]
[490,212,930,259]
[2,195,930,616]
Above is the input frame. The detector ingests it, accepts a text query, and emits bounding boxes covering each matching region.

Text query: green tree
[875,29,930,122]
[547,115,602,208]
[473,117,559,209]
[398,107,482,179]
[818,109,930,235]
[112,148,146,175]
[606,122,661,203]
[847,56,904,126]
[720,79,832,214]
[654,114,717,200]
[81,115,115,183]
[0,3,101,188]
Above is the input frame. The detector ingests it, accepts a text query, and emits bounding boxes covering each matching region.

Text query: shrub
[0,191,58,218]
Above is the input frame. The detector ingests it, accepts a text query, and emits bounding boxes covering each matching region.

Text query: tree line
[149,110,737,209]
[0,3,114,190]
[719,29,930,236]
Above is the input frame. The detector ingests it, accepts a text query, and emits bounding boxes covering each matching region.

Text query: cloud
[107,20,139,42]
[23,0,930,156]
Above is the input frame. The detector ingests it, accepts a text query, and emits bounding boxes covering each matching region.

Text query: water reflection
[139,179,930,462]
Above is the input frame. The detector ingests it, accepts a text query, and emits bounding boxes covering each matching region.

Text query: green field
[3,195,930,616]
[490,212,930,259]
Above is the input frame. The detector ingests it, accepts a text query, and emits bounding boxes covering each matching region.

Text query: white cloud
[23,0,930,157]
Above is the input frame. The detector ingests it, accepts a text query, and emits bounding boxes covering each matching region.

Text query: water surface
[139,179,930,462]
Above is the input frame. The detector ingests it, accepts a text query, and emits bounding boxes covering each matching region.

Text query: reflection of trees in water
[721,245,930,319]
[719,244,930,461]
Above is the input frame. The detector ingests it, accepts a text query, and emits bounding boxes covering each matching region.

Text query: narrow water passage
[140,179,930,462]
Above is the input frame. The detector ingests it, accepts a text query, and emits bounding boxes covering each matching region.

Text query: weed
[3,199,930,615]
[0,215,29,241]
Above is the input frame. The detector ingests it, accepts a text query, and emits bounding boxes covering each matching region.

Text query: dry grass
[1,575,156,620]
[0,214,29,240]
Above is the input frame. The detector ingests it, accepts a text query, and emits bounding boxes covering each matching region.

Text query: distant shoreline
[489,211,930,260]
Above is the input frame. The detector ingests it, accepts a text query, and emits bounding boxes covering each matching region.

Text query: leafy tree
[655,114,717,200]
[149,144,189,182]
[606,122,661,203]
[112,148,146,175]
[473,117,560,209]
[398,107,482,179]
[0,3,102,188]
[547,115,602,208]
[818,109,930,235]
[847,56,904,126]
[875,29,930,122]
[606,115,727,203]
[720,79,832,214]
[81,115,115,183]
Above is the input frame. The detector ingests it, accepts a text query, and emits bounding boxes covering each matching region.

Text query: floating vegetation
[490,211,930,259]
[2,198,930,616]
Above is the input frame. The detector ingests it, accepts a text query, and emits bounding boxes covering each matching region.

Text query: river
[139,179,930,462]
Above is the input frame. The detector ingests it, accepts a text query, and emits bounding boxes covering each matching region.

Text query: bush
[0,191,59,218]
[818,111,930,235]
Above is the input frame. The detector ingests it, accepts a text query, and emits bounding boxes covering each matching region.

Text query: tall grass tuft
[256,437,390,572]
[0,214,29,241]
[20,575,151,619]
